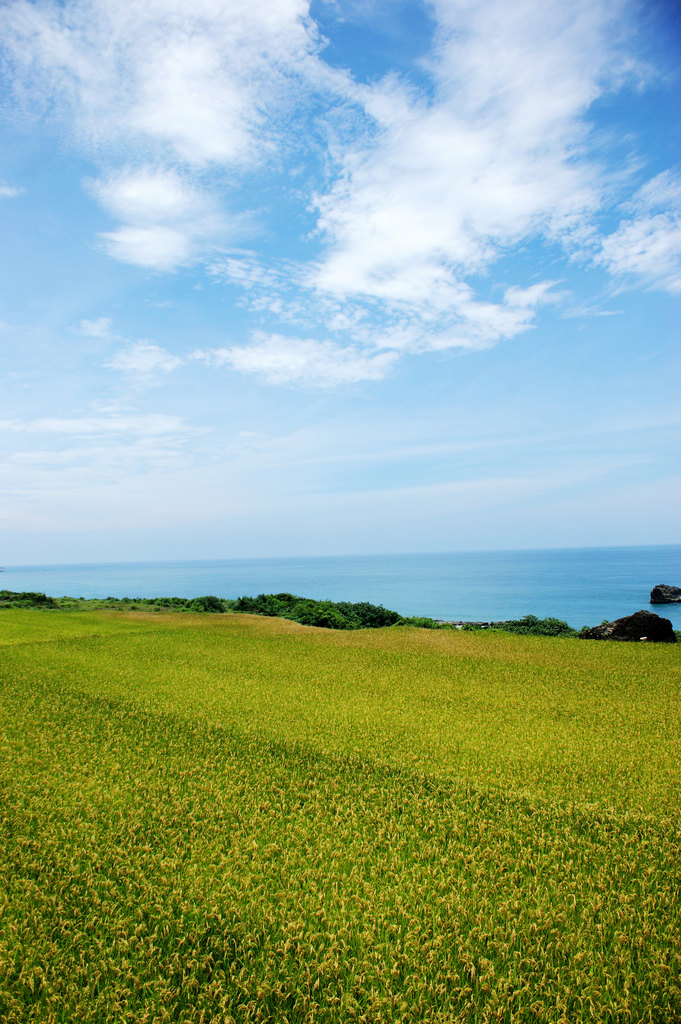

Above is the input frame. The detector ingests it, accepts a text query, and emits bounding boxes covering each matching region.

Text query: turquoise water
[3,546,680,629]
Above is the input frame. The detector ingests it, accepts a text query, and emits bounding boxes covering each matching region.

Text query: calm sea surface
[3,546,681,629]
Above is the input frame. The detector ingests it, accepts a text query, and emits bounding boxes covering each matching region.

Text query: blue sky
[1,0,679,564]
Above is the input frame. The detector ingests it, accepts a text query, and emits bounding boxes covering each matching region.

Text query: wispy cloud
[90,167,206,223]
[0,182,23,198]
[1,412,208,510]
[0,0,330,271]
[77,315,184,383]
[88,167,231,270]
[192,332,398,386]
[0,0,323,165]
[199,0,667,379]
[1,413,191,436]
[99,224,196,271]
[209,254,562,362]
[78,317,113,338]
[597,170,681,294]
[311,0,633,302]
[107,341,183,381]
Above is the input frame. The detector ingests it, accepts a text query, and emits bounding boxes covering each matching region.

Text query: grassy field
[1,609,679,1023]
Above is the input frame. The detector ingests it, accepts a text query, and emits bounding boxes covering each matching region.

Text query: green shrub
[189,595,227,613]
[232,593,401,630]
[396,615,442,629]
[0,590,57,609]
[489,614,577,637]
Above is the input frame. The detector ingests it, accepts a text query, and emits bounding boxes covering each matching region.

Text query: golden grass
[1,609,679,1022]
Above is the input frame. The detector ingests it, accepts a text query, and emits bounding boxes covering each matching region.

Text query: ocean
[2,545,681,630]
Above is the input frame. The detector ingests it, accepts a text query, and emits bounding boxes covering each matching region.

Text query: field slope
[1,609,680,1023]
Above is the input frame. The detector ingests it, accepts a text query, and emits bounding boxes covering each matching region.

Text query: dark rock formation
[650,584,681,604]
[580,609,676,643]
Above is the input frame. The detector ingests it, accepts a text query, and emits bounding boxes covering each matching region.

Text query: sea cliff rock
[650,584,681,604]
[580,609,676,643]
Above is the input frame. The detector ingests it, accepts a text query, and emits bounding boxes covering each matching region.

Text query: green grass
[1,609,680,1022]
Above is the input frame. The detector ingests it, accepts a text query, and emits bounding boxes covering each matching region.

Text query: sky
[0,0,679,564]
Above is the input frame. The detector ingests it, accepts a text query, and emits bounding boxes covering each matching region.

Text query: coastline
[2,589,679,641]
[2,545,680,631]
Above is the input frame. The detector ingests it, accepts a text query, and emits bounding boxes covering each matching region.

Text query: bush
[0,590,57,609]
[396,616,442,629]
[296,602,349,630]
[489,615,577,637]
[189,595,226,613]
[232,594,402,630]
[338,601,402,628]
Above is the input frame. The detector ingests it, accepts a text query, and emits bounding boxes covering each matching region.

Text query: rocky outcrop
[650,584,681,604]
[580,610,676,643]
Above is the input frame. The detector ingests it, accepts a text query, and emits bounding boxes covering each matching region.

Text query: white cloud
[2,0,676,386]
[633,170,681,212]
[210,250,560,356]
[91,167,205,223]
[313,0,633,307]
[107,341,183,378]
[0,182,23,198]
[0,0,329,270]
[99,225,194,271]
[358,283,559,355]
[503,282,563,309]
[597,170,681,294]
[302,0,651,362]
[79,317,112,338]
[0,0,321,167]
[192,333,398,386]
[210,255,285,291]
[88,167,230,270]
[598,215,681,294]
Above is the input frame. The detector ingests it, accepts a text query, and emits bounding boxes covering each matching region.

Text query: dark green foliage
[339,600,402,628]
[489,614,577,637]
[234,592,402,629]
[0,590,57,608]
[189,595,227,613]
[0,592,230,613]
[297,602,348,630]
[395,615,442,629]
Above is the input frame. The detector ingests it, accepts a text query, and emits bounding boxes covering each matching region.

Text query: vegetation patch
[463,614,578,637]
[0,590,443,629]
[0,589,57,609]
[232,592,436,629]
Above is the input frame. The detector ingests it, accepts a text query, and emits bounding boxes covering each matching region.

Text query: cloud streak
[597,171,681,294]
[1,413,193,436]
[192,333,399,386]
[107,341,183,380]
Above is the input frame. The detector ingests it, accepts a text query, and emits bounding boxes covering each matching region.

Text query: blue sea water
[2,546,681,630]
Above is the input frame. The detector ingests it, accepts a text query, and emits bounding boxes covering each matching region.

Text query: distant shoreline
[2,547,681,631]
[2,589,679,642]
